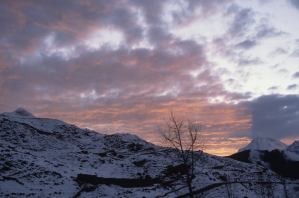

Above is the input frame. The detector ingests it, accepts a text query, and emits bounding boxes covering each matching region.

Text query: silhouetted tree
[160,111,204,198]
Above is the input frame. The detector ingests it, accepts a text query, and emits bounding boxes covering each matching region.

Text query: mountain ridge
[229,137,299,180]
[238,137,287,152]
[1,109,299,197]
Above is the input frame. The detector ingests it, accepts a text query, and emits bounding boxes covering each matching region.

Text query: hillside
[1,109,299,197]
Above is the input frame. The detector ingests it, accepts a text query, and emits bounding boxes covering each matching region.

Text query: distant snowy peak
[239,137,287,152]
[0,108,70,134]
[1,107,35,118]
[287,140,299,154]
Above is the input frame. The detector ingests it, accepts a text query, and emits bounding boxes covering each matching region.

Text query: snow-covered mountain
[284,141,299,161]
[237,137,299,160]
[1,109,299,197]
[287,141,299,155]
[238,137,287,152]
[230,137,299,180]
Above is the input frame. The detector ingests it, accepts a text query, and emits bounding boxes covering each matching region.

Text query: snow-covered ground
[0,109,298,197]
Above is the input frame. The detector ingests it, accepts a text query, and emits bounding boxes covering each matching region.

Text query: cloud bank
[249,95,299,139]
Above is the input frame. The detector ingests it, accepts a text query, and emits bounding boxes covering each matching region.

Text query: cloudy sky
[1,0,299,155]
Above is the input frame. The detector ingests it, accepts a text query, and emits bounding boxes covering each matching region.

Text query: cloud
[254,23,285,39]
[235,40,257,49]
[228,7,255,37]
[270,48,288,56]
[287,84,297,90]
[0,38,233,112]
[293,71,299,78]
[0,0,146,55]
[0,0,242,117]
[1,0,298,155]
[238,56,263,66]
[289,0,299,9]
[249,95,299,139]
[226,4,284,41]
[268,86,278,91]
[218,5,285,69]
[291,49,299,57]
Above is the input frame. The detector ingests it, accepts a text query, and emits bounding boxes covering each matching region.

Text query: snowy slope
[239,137,287,152]
[1,108,72,134]
[1,109,298,197]
[285,141,299,161]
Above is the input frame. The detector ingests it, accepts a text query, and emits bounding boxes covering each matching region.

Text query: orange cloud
[34,96,251,156]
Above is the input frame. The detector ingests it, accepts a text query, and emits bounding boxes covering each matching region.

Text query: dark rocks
[74,174,160,188]
[133,159,147,167]
[127,143,144,152]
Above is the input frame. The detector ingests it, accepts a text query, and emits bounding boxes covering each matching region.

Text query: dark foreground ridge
[75,174,161,188]
[228,149,299,179]
[227,150,251,163]
[262,150,299,179]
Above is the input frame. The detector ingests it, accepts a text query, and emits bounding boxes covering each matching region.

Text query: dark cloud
[270,48,288,56]
[0,38,229,113]
[236,40,257,49]
[0,0,146,55]
[268,86,278,91]
[249,95,299,139]
[287,84,297,90]
[0,0,235,56]
[293,71,299,78]
[278,68,288,74]
[227,5,284,40]
[291,49,299,57]
[221,6,285,69]
[187,0,230,12]
[289,0,299,9]
[165,0,231,26]
[254,24,285,39]
[228,7,255,37]
[131,0,165,25]
[238,57,263,66]
[257,0,273,5]
[0,0,241,117]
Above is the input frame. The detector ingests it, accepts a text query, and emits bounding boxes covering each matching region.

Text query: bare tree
[160,111,204,198]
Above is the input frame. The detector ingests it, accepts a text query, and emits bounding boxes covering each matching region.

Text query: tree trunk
[187,178,194,198]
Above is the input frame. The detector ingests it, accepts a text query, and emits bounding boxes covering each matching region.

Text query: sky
[0,0,299,156]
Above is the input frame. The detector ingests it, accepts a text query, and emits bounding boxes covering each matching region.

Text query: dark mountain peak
[291,140,299,145]
[287,140,299,154]
[13,107,34,117]
[1,107,35,118]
